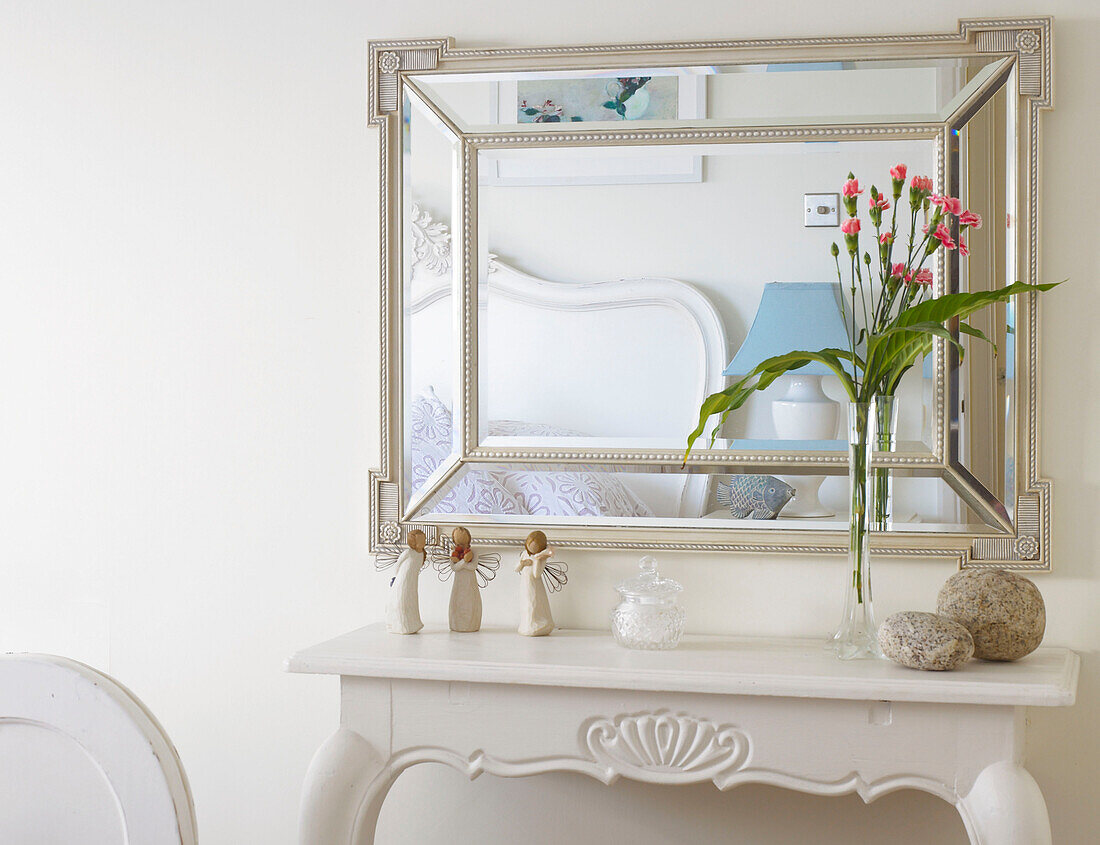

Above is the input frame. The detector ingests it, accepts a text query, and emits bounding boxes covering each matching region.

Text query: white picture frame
[481,70,706,187]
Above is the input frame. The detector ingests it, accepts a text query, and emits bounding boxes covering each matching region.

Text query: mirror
[371,19,1054,567]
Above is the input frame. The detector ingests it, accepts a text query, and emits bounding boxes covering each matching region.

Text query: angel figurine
[515,530,568,637]
[375,529,427,634]
[430,526,500,633]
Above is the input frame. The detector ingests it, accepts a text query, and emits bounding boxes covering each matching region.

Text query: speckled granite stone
[936,569,1045,661]
[878,611,975,671]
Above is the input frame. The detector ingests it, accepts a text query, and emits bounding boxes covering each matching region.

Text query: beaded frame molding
[367,17,1055,570]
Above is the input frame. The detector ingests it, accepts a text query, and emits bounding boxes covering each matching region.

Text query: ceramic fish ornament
[716,475,796,519]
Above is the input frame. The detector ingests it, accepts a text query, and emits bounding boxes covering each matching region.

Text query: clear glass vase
[828,400,883,660]
[871,394,899,532]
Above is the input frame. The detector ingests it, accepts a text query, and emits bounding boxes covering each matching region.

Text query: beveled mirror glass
[371,18,1054,568]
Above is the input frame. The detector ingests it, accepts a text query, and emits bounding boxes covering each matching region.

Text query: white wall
[1,2,1097,843]
[477,140,935,438]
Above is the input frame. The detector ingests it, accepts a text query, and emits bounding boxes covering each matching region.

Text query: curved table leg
[958,761,1051,845]
[299,726,394,845]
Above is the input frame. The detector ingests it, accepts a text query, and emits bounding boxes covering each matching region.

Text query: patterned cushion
[409,390,525,515]
[409,390,654,518]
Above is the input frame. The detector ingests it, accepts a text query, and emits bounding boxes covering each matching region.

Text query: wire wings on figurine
[429,539,501,588]
[471,553,501,588]
[542,559,568,593]
[374,544,429,582]
[427,541,454,576]
[374,544,402,572]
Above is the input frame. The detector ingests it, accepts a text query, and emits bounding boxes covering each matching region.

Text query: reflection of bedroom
[402,67,981,529]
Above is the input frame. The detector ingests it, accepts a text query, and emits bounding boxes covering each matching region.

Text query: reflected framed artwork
[482,70,706,185]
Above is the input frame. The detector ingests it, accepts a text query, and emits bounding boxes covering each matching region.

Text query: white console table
[288,626,1078,844]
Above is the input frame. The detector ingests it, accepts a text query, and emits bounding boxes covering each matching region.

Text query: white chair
[0,654,197,844]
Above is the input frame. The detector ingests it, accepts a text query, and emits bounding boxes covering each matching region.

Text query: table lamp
[725,282,851,518]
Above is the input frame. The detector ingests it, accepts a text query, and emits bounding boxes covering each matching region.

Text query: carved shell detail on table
[585,711,751,783]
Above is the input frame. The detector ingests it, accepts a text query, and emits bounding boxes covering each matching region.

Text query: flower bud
[831,242,840,257]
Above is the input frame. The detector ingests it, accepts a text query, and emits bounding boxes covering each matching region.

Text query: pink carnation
[891,262,906,278]
[842,178,863,198]
[840,217,861,235]
[930,194,963,215]
[912,268,934,286]
[890,164,908,181]
[932,222,956,250]
[879,232,894,244]
[911,176,934,194]
[958,210,983,229]
[958,239,970,258]
[870,195,890,210]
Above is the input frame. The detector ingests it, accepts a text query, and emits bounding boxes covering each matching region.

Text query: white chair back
[0,654,197,844]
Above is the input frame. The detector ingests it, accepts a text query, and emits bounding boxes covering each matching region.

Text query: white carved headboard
[405,207,729,518]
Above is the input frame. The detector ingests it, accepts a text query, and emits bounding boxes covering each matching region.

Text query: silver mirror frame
[368,17,1054,569]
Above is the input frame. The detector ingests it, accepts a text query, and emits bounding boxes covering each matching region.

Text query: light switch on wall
[804,193,839,227]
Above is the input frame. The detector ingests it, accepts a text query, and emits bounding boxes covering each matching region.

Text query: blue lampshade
[724,282,852,377]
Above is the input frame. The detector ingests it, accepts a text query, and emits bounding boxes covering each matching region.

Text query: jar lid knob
[615,554,682,598]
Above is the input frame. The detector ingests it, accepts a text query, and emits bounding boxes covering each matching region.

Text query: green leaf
[685,280,1061,459]
[684,349,857,463]
[957,321,997,356]
[868,281,1057,395]
[820,346,865,371]
[869,320,957,356]
[881,333,942,395]
[894,281,1058,331]
[601,101,617,110]
[522,108,539,115]
[864,321,961,394]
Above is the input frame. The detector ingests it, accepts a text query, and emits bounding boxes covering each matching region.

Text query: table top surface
[287,624,1079,707]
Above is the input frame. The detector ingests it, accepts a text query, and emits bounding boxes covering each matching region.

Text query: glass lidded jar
[611,556,686,650]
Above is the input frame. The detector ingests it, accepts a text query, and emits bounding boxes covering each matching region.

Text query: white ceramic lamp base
[778,476,831,518]
[771,373,840,518]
